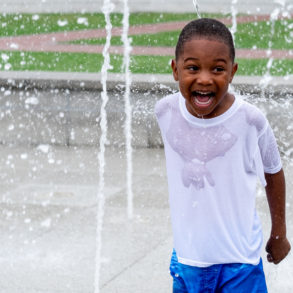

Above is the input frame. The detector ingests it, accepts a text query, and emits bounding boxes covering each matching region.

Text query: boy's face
[171,38,238,119]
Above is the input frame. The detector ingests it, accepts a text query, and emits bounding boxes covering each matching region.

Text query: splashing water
[260,2,283,89]
[121,0,133,219]
[193,0,201,18]
[94,0,114,292]
[230,0,238,41]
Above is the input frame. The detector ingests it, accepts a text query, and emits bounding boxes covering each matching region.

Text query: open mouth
[191,91,215,108]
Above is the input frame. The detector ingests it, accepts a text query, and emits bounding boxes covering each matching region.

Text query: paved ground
[0,81,292,293]
[1,0,292,14]
[0,146,171,293]
[0,145,292,293]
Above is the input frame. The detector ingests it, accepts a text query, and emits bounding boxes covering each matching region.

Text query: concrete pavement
[0,144,292,293]
[1,0,292,14]
[0,145,172,293]
[0,73,292,293]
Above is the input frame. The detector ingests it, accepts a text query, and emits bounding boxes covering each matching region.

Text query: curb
[0,71,291,150]
[0,71,293,94]
[0,71,293,91]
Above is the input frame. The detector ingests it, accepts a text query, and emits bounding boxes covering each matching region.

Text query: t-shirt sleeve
[155,94,174,134]
[258,123,282,174]
[155,99,167,133]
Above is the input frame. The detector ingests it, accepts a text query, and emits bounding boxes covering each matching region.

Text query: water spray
[121,0,134,219]
[260,3,283,89]
[230,0,238,41]
[94,0,114,292]
[193,0,201,18]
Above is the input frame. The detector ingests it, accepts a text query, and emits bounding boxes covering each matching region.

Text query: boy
[155,18,290,292]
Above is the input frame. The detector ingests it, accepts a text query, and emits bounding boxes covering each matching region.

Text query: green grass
[70,31,181,47]
[0,13,122,36]
[236,59,293,76]
[70,20,292,50]
[0,51,122,72]
[129,12,224,26]
[0,12,292,75]
[235,19,293,50]
[0,12,220,37]
[1,51,292,76]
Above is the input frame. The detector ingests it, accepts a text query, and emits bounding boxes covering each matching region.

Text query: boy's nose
[196,71,212,85]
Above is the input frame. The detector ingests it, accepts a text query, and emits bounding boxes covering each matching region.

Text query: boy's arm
[265,169,291,264]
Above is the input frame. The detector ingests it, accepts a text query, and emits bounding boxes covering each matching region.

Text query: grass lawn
[0,12,223,37]
[1,51,292,76]
[0,12,292,75]
[70,20,293,50]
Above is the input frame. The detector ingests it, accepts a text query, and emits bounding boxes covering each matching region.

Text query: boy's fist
[266,236,291,264]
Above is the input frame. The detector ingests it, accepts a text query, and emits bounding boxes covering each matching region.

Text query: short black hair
[175,18,235,62]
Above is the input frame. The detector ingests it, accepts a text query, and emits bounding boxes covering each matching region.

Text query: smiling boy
[155,18,290,292]
[172,38,237,119]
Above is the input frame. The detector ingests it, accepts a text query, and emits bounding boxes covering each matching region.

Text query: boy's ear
[230,62,238,83]
[171,59,179,81]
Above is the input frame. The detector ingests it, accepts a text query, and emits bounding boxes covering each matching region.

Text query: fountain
[121,0,134,220]
[0,0,292,292]
[230,0,238,40]
[94,0,114,291]
[193,0,201,18]
[259,4,280,89]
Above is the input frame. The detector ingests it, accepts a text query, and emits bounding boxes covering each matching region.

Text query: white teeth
[197,92,212,95]
[194,97,212,105]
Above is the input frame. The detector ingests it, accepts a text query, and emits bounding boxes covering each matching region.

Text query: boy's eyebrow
[214,58,228,63]
[183,57,228,63]
[183,57,199,62]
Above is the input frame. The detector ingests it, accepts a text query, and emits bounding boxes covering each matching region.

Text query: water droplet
[77,17,89,26]
[57,20,68,27]
[37,144,50,153]
[8,124,14,131]
[41,218,52,228]
[25,97,39,105]
[20,153,28,160]
[1,53,9,62]
[32,14,40,21]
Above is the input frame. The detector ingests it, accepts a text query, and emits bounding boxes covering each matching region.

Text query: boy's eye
[214,67,225,72]
[188,66,199,71]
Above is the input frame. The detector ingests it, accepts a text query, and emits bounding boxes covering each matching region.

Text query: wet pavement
[0,145,171,293]
[0,76,292,293]
[0,82,292,293]
[0,144,292,293]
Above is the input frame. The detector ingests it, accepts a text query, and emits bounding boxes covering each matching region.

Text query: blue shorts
[170,250,267,293]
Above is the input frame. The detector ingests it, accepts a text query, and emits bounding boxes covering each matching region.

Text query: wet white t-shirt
[155,92,282,267]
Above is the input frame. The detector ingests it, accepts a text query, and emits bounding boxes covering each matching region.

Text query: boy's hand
[266,236,291,264]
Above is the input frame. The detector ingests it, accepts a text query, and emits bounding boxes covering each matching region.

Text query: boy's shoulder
[237,96,268,134]
[155,91,180,118]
